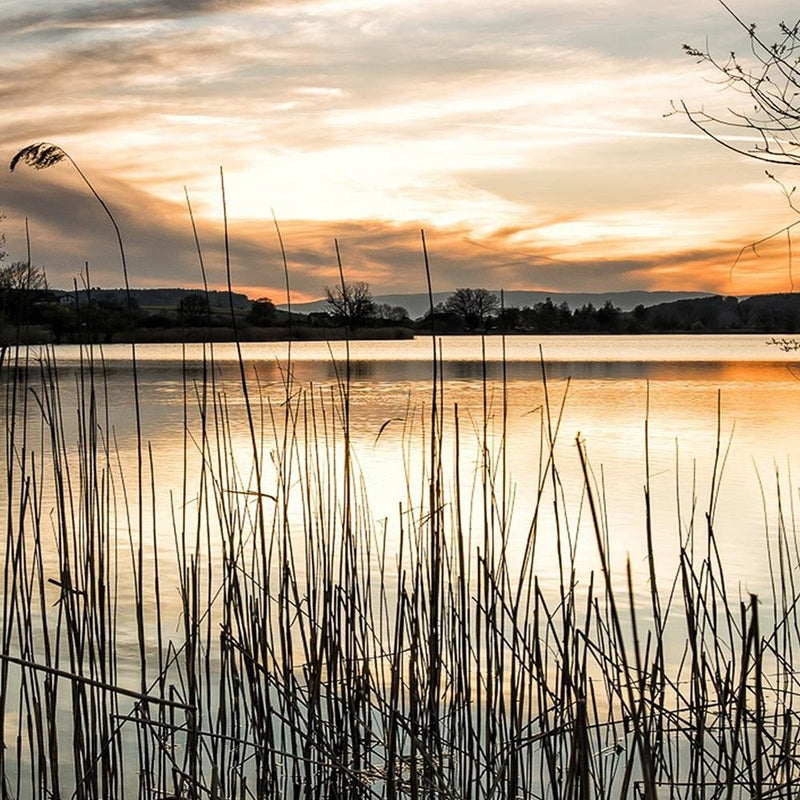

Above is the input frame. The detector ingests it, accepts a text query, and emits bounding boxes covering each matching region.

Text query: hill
[54,287,252,310]
[637,292,800,332]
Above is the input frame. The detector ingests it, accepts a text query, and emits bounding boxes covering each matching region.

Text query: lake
[2,332,799,798]
[19,333,800,595]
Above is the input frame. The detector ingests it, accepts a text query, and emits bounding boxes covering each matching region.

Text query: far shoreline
[2,324,796,347]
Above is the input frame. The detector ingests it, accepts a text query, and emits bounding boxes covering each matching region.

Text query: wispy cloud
[2,0,799,297]
[2,161,784,303]
[4,0,292,36]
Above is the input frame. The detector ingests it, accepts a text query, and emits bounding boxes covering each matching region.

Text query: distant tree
[443,288,499,331]
[572,303,598,331]
[522,298,571,333]
[596,300,621,330]
[178,292,210,326]
[38,303,77,343]
[0,261,49,325]
[247,297,277,327]
[374,303,411,323]
[323,281,376,327]
[0,261,48,292]
[78,296,134,343]
[496,306,521,331]
[413,303,465,334]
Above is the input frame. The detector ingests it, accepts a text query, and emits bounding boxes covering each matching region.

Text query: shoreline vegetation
[4,284,800,344]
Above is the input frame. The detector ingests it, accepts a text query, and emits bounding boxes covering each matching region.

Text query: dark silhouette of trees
[739,293,800,331]
[9,286,800,342]
[496,306,521,332]
[0,261,49,327]
[374,303,410,323]
[247,297,277,326]
[420,294,630,334]
[442,288,499,330]
[572,303,600,331]
[596,300,621,330]
[38,303,76,343]
[178,293,210,326]
[635,296,743,332]
[323,281,376,327]
[518,298,571,333]
[78,296,137,342]
[0,261,48,292]
[414,305,465,334]
[679,9,800,166]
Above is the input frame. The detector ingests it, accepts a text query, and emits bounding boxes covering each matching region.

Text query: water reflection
[4,334,798,800]
[98,355,800,385]
[3,336,800,597]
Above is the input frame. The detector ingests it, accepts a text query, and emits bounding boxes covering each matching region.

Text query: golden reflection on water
[7,335,800,610]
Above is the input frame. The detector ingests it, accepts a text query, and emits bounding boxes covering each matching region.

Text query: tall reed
[3,156,800,798]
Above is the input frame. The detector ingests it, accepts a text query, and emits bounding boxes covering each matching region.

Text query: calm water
[2,332,798,793]
[11,333,798,600]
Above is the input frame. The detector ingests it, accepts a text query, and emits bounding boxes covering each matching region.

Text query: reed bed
[1,323,799,800]
[3,145,800,798]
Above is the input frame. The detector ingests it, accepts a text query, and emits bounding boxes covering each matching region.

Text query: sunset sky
[1,0,799,302]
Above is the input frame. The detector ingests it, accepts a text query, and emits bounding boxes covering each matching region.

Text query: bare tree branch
[323,281,376,328]
[676,4,800,165]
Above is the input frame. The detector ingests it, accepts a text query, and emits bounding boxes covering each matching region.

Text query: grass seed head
[9,142,66,172]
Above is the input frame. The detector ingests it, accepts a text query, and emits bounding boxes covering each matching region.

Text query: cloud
[3,0,297,36]
[2,159,786,302]
[2,0,799,300]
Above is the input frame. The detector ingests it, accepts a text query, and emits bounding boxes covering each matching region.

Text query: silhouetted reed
[3,147,800,799]
[5,325,800,799]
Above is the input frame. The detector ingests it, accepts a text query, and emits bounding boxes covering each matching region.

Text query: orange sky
[1,0,799,302]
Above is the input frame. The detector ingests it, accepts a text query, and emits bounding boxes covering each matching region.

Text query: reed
[4,301,800,800]
[3,153,800,799]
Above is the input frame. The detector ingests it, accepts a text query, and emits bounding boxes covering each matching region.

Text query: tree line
[4,260,800,344]
[317,283,800,335]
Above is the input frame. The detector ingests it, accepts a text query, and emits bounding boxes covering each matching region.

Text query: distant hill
[286,290,715,318]
[55,287,252,310]
[636,292,800,332]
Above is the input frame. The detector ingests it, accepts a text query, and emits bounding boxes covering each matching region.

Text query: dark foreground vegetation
[2,329,800,800]
[4,140,800,800]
